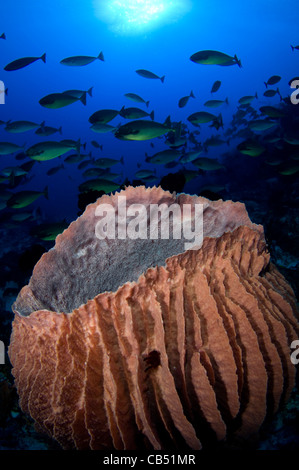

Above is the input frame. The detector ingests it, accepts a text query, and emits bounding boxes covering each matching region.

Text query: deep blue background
[0,0,298,220]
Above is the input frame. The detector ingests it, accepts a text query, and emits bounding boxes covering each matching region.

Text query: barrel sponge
[8,186,299,450]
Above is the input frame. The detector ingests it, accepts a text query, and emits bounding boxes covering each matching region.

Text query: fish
[119,106,154,120]
[0,33,6,39]
[90,123,117,133]
[140,174,158,183]
[204,135,227,147]
[78,178,120,193]
[291,45,299,51]
[1,166,28,178]
[60,52,104,66]
[10,151,27,162]
[136,69,165,82]
[237,139,265,157]
[263,88,281,98]
[46,163,65,176]
[190,50,241,67]
[204,98,229,108]
[78,158,94,170]
[188,111,223,130]
[35,125,62,136]
[278,163,299,175]
[135,169,156,179]
[83,168,107,178]
[187,111,219,124]
[62,87,93,102]
[264,75,281,87]
[264,157,283,166]
[88,109,119,124]
[211,80,221,93]
[60,139,82,149]
[124,93,150,107]
[178,90,195,108]
[93,157,124,168]
[6,186,48,209]
[4,120,45,133]
[26,141,75,161]
[115,120,174,141]
[192,157,225,170]
[0,142,24,155]
[91,141,103,150]
[238,93,258,105]
[99,171,121,182]
[11,211,35,222]
[4,53,46,71]
[180,169,200,182]
[283,134,299,145]
[259,106,285,118]
[39,92,86,108]
[248,119,278,131]
[64,152,91,164]
[30,220,69,241]
[180,148,203,163]
[145,149,181,165]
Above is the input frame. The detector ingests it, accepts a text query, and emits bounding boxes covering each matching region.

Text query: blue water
[1,0,298,221]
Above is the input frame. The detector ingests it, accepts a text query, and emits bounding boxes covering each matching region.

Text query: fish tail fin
[146,100,150,108]
[41,53,46,63]
[264,82,268,88]
[218,113,223,128]
[120,156,124,165]
[150,110,155,121]
[80,92,87,106]
[160,75,165,83]
[100,144,103,151]
[44,186,49,200]
[40,120,45,129]
[5,88,8,96]
[87,87,93,97]
[98,51,105,61]
[234,55,242,67]
[225,97,229,105]
[255,92,258,99]
[58,126,63,134]
[277,88,283,101]
[190,90,195,98]
[75,139,81,155]
[291,45,294,51]
[1,33,6,40]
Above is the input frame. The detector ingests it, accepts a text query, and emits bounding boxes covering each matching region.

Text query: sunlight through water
[93,0,192,35]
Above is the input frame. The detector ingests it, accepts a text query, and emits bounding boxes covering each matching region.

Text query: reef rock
[8,186,299,450]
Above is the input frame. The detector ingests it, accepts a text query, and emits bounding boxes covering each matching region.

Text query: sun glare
[93,0,192,35]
